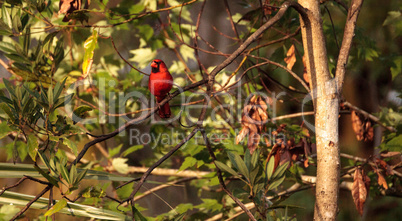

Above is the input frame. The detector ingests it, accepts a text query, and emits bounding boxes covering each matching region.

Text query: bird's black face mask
[151,61,161,73]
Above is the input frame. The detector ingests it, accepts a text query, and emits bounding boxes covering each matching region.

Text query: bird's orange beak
[150,61,158,68]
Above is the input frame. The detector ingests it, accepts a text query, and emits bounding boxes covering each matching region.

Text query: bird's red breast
[148,59,173,118]
[148,59,173,97]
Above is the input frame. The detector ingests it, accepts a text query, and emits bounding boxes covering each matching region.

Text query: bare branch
[335,0,364,93]
[208,1,307,89]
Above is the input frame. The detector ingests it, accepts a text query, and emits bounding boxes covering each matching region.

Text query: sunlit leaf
[27,134,38,162]
[178,157,197,171]
[112,158,129,174]
[44,198,67,216]
[63,138,78,155]
[284,45,296,70]
[82,30,98,78]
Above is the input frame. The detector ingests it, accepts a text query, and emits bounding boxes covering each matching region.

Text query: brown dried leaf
[59,0,75,14]
[263,0,276,15]
[376,172,388,189]
[351,110,364,141]
[273,149,281,171]
[364,121,374,141]
[236,127,249,144]
[280,150,291,166]
[248,132,260,154]
[59,0,81,22]
[352,168,367,216]
[304,159,309,168]
[284,45,296,70]
[238,95,269,153]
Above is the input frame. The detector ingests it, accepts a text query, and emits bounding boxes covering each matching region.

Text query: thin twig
[208,1,307,89]
[342,101,396,132]
[271,111,315,121]
[109,36,149,76]
[247,54,310,92]
[133,177,196,202]
[10,185,52,220]
[125,127,200,206]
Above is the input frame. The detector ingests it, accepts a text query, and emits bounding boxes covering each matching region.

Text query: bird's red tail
[157,96,171,118]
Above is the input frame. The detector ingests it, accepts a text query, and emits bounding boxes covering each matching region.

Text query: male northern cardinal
[148,59,173,118]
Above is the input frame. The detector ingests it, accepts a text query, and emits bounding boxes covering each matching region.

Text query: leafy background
[0,0,401,220]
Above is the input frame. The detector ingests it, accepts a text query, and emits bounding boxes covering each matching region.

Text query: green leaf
[47,84,54,107]
[390,56,402,80]
[179,45,195,62]
[178,157,197,171]
[251,149,259,168]
[267,175,286,191]
[74,168,88,185]
[173,213,186,221]
[0,20,13,35]
[72,105,93,124]
[194,198,223,212]
[108,144,123,158]
[54,93,74,110]
[3,78,16,99]
[83,30,98,77]
[244,149,252,171]
[214,161,239,177]
[266,157,275,180]
[383,11,401,26]
[56,163,71,184]
[1,5,12,30]
[63,138,78,155]
[0,204,19,220]
[70,164,77,185]
[132,205,147,221]
[0,121,12,140]
[27,134,38,162]
[23,25,30,54]
[129,46,156,69]
[0,41,16,53]
[249,167,260,186]
[121,145,143,157]
[385,134,402,151]
[53,77,67,104]
[137,24,154,41]
[228,151,249,181]
[272,162,289,180]
[0,103,17,121]
[44,198,67,216]
[34,164,59,187]
[58,165,71,186]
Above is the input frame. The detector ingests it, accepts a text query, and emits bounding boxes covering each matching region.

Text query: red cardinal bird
[148,59,173,118]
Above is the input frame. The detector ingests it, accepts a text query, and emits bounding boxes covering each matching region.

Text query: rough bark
[298,0,340,220]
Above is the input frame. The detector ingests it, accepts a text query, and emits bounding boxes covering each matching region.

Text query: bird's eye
[155,61,161,64]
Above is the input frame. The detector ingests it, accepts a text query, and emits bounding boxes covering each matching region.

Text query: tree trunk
[298,0,340,220]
